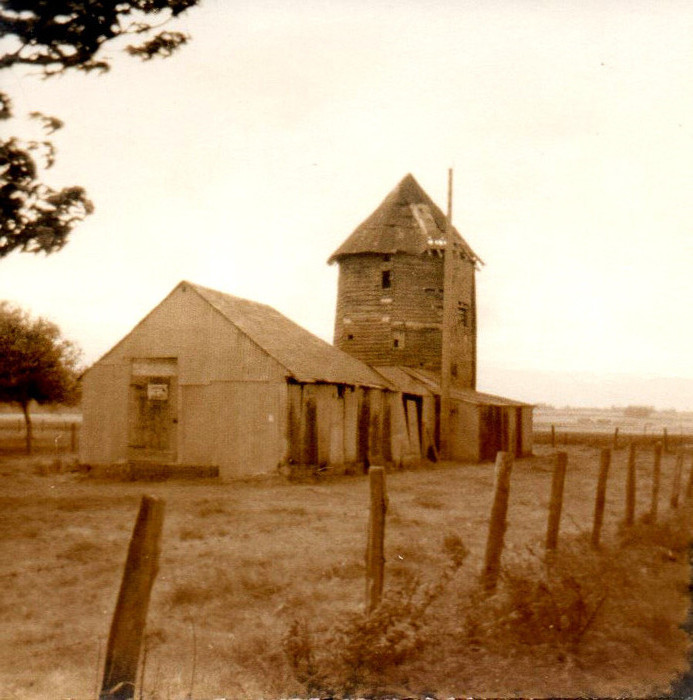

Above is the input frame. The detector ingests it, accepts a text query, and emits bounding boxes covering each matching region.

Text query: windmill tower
[328,173,482,389]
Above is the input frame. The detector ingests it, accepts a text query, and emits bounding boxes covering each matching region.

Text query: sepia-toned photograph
[1,1,692,698]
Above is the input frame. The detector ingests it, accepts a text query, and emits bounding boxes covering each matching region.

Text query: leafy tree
[0,302,81,453]
[0,0,200,258]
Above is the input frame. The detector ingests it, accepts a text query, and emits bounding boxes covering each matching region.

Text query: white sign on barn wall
[147,383,169,401]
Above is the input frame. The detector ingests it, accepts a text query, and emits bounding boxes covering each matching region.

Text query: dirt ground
[0,444,690,698]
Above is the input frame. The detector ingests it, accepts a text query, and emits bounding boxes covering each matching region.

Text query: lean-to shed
[80,281,420,479]
[375,366,533,461]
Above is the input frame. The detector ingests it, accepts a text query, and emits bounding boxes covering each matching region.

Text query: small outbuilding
[377,366,533,462]
[80,281,431,479]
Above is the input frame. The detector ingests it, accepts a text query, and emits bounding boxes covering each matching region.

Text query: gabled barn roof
[328,173,482,265]
[187,282,390,388]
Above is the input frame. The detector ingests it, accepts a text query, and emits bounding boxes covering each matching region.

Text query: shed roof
[187,282,390,388]
[328,173,482,265]
[375,366,533,407]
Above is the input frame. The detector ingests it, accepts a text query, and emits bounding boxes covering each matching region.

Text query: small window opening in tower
[457,302,469,327]
[381,270,392,289]
[347,333,354,340]
[451,363,458,378]
[392,330,405,349]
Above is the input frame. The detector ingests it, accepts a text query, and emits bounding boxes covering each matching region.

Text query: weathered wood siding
[520,406,534,456]
[334,252,476,388]
[449,402,481,462]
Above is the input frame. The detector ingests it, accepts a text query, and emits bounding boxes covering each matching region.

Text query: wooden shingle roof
[188,282,390,388]
[328,173,482,265]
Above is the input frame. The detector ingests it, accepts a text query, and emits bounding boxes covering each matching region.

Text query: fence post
[70,422,77,453]
[551,425,556,449]
[100,495,165,700]
[591,448,611,548]
[625,441,636,527]
[670,450,684,509]
[613,427,620,451]
[365,466,387,613]
[482,451,514,593]
[545,451,567,553]
[663,428,669,453]
[685,454,693,502]
[650,442,662,523]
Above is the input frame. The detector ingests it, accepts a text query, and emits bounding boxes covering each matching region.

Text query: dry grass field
[1,444,691,699]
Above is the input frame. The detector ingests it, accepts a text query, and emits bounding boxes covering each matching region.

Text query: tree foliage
[0,302,81,452]
[0,0,200,258]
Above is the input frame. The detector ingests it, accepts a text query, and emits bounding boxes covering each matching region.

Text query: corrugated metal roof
[328,174,482,265]
[374,366,435,396]
[377,365,533,407]
[187,282,391,388]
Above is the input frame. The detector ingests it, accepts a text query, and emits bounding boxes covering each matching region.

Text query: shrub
[283,533,468,696]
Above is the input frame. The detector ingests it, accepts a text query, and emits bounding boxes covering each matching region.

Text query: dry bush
[283,533,468,696]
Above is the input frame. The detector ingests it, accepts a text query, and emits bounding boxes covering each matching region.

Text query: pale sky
[1,1,692,408]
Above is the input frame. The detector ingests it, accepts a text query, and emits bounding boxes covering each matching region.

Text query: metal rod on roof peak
[440,168,454,461]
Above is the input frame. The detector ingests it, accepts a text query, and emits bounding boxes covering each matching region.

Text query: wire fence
[0,416,81,454]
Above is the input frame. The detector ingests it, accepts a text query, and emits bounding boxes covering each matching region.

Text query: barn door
[128,358,178,462]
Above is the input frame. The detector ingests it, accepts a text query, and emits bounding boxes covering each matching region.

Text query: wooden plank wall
[334,252,476,389]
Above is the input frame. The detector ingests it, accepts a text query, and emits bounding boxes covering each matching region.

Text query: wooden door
[128,359,178,462]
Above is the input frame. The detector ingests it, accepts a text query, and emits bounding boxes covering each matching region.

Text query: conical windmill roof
[327,173,482,264]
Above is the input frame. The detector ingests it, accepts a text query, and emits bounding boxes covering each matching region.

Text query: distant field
[0,445,690,698]
[534,406,693,446]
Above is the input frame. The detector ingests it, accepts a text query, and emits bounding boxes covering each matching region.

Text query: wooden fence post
[545,451,567,553]
[591,448,611,548]
[551,425,556,449]
[100,495,165,700]
[625,441,636,527]
[663,428,669,453]
[70,422,77,453]
[365,466,387,613]
[686,454,693,502]
[670,450,684,509]
[613,427,620,451]
[482,451,514,593]
[650,442,662,523]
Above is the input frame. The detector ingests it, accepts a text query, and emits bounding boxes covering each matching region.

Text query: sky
[1,1,692,409]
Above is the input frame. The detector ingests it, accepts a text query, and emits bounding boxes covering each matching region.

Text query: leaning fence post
[365,466,387,613]
[591,448,611,548]
[551,425,556,449]
[670,450,684,510]
[613,427,620,451]
[625,441,636,527]
[482,451,514,593]
[100,495,165,700]
[650,442,662,523]
[545,451,567,553]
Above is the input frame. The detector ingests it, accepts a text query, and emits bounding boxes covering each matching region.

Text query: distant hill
[478,368,693,412]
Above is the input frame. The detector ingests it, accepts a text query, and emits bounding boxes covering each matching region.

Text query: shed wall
[81,364,130,464]
[212,381,287,479]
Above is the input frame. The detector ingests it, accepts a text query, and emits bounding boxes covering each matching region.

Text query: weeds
[284,533,468,696]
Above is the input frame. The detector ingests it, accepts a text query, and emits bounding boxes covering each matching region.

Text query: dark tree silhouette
[0,0,200,258]
[0,302,81,454]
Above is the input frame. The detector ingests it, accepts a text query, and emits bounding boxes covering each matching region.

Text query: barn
[80,281,427,479]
